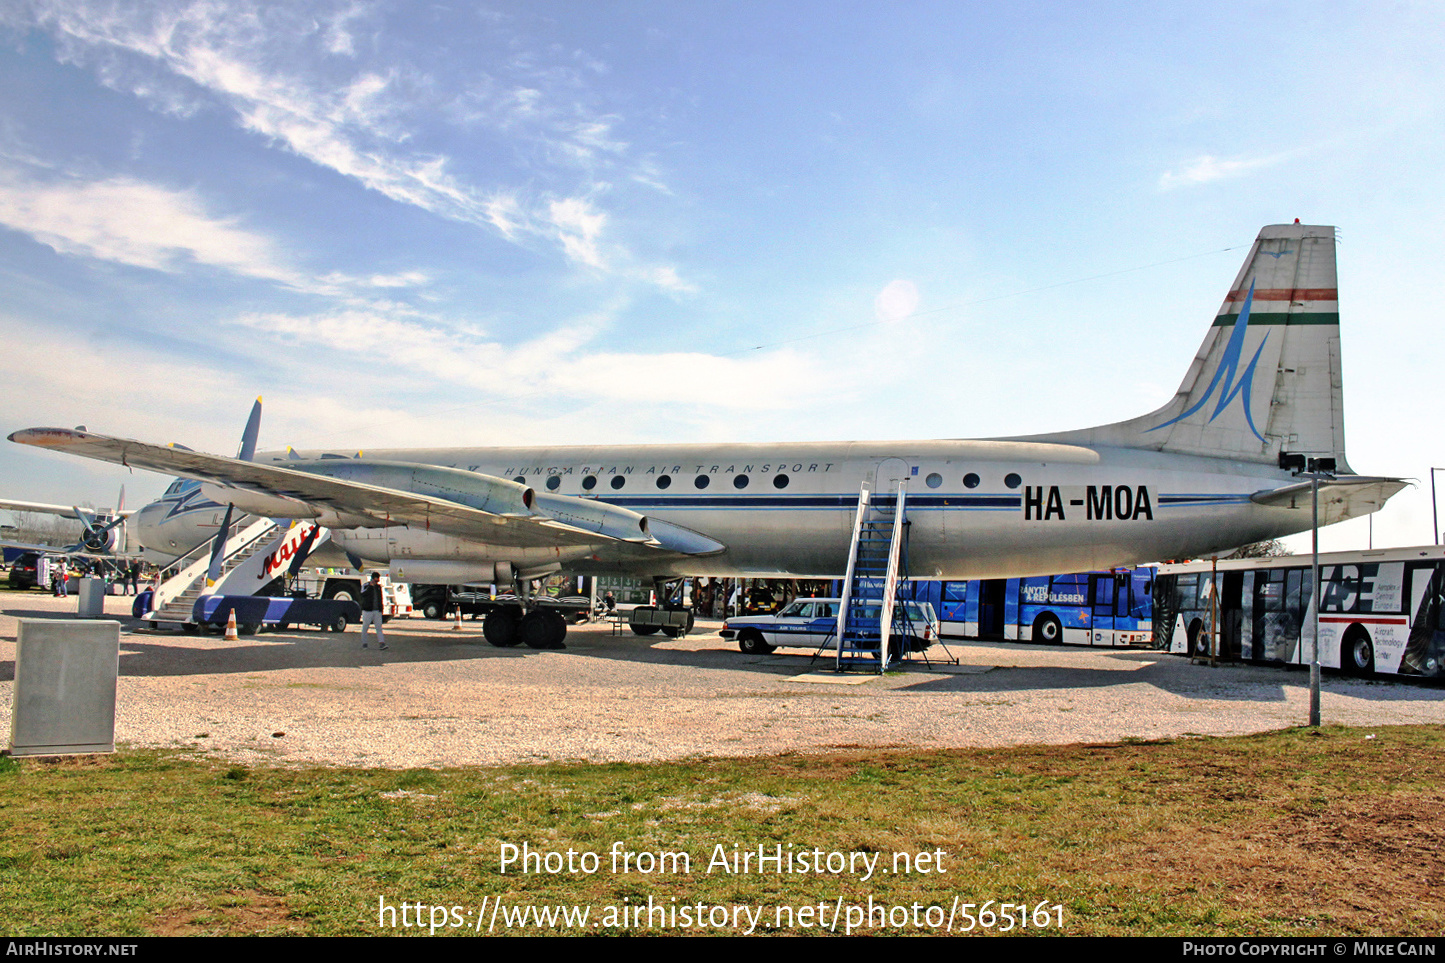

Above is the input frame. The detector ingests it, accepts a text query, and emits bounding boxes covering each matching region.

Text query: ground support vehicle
[299,572,412,619]
[627,605,694,638]
[1153,546,1445,679]
[721,597,939,657]
[190,594,361,635]
[412,586,591,624]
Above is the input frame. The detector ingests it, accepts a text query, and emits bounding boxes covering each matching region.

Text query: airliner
[10,223,1405,647]
[0,490,135,559]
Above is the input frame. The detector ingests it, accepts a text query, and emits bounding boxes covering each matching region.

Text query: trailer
[192,593,362,635]
[411,585,592,623]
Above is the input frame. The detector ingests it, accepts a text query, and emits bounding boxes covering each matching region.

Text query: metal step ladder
[833,478,909,672]
[144,518,280,625]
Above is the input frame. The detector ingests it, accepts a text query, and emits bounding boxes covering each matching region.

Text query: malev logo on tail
[1148,281,1269,442]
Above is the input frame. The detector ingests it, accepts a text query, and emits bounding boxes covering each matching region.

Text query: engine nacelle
[290,460,532,516]
[525,490,651,542]
[201,483,321,519]
[387,560,515,585]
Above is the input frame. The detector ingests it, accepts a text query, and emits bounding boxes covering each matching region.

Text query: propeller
[204,503,235,589]
[285,524,323,579]
[205,397,262,592]
[70,485,129,553]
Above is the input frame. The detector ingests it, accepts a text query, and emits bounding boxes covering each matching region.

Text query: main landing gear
[627,576,695,638]
[480,580,567,649]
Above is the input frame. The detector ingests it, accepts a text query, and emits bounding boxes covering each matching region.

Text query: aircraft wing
[1250,475,1410,526]
[0,498,134,519]
[0,538,146,562]
[8,427,724,557]
[1,538,74,555]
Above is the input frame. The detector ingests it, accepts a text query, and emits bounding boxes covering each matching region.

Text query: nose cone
[133,502,165,549]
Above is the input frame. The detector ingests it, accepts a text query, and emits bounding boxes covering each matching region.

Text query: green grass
[1,725,1441,936]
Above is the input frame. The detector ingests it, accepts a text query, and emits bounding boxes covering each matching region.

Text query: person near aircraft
[360,572,388,651]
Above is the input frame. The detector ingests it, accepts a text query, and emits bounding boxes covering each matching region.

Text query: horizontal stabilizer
[1250,476,1409,526]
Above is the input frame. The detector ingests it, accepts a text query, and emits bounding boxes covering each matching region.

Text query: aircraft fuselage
[297,438,1302,580]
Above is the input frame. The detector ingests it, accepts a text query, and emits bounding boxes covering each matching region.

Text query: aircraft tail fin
[1024,223,1349,469]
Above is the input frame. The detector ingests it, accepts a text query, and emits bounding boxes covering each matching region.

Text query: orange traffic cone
[224,610,239,641]
[452,605,462,631]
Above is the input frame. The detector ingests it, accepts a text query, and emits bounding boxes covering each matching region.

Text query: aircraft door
[874,458,911,496]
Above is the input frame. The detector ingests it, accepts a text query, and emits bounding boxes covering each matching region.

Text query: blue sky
[2,1,1443,553]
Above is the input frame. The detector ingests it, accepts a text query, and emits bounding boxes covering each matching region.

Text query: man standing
[360,572,388,650]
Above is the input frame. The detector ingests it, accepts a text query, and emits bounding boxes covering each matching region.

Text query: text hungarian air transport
[10,224,1405,647]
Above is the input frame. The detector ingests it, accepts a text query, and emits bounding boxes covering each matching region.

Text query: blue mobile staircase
[833,478,909,672]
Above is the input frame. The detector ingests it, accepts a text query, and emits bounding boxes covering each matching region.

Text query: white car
[721,597,939,655]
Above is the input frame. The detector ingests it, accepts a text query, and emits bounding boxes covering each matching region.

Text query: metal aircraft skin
[127,479,249,565]
[9,224,1406,586]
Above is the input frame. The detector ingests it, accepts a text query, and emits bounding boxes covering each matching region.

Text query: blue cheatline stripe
[1157,493,1254,506]
[597,493,1022,510]
[575,491,1253,511]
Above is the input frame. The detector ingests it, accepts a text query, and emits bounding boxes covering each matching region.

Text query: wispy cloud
[19,0,690,289]
[1157,152,1285,190]
[228,302,827,414]
[0,161,436,298]
[0,163,301,283]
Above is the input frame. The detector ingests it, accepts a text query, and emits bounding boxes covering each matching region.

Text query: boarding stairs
[143,517,280,625]
[832,479,910,672]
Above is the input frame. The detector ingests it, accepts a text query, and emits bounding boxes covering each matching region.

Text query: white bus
[1153,546,1445,679]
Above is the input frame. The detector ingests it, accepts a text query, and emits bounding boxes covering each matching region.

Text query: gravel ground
[2,590,1441,768]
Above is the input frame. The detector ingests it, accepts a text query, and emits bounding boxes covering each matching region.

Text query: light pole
[1294,457,1337,728]
[1432,468,1444,546]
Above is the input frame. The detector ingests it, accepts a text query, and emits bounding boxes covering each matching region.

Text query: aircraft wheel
[521,610,565,649]
[632,626,659,636]
[546,610,568,647]
[1342,627,1375,676]
[1032,613,1063,644]
[661,626,681,638]
[483,609,522,647]
[738,630,774,655]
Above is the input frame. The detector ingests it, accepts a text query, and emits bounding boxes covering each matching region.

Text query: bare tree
[4,511,83,548]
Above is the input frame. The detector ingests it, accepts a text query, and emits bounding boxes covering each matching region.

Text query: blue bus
[873,569,1155,647]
